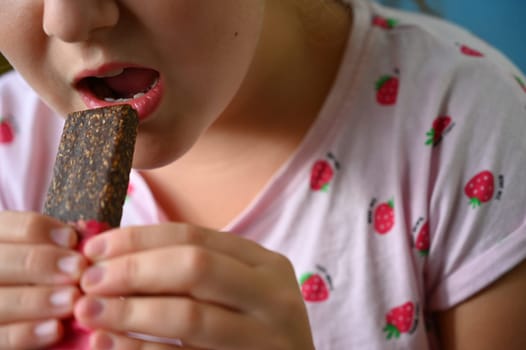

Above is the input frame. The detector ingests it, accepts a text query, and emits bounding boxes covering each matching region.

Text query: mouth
[75,66,164,121]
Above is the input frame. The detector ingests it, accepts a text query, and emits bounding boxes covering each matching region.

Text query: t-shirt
[1,0,526,348]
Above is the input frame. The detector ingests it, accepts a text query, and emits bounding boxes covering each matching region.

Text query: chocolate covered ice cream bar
[43,104,138,350]
[43,104,138,228]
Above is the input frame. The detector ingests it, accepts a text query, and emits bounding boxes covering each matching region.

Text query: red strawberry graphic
[464,170,495,208]
[384,302,419,340]
[515,75,526,93]
[376,75,399,105]
[459,44,484,57]
[415,221,430,256]
[426,115,452,146]
[374,199,395,234]
[127,183,135,196]
[310,153,339,192]
[0,116,15,144]
[372,15,398,29]
[125,183,135,202]
[300,273,330,302]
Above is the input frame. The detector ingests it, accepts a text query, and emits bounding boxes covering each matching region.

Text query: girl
[0,0,525,349]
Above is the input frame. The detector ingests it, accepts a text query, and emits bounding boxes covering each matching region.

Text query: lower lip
[78,78,165,121]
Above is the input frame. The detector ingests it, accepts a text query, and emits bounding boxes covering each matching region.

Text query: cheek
[0,4,45,65]
[152,1,264,107]
[0,4,71,111]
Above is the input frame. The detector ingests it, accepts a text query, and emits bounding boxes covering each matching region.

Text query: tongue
[103,68,158,98]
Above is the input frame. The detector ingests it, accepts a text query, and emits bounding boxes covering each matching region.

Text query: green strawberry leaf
[388,199,395,209]
[299,273,314,285]
[425,129,435,145]
[386,19,399,28]
[469,197,481,209]
[419,249,429,257]
[383,324,401,340]
[376,76,392,90]
[321,183,330,192]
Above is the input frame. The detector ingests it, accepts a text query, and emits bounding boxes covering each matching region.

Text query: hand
[75,223,316,350]
[0,211,86,349]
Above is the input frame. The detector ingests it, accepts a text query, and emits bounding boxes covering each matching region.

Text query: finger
[76,296,270,350]
[0,319,63,349]
[0,211,77,248]
[0,244,87,285]
[80,246,266,310]
[0,286,80,324]
[83,224,273,266]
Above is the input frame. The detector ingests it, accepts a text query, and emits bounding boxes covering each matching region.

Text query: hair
[0,54,11,75]
[411,0,440,16]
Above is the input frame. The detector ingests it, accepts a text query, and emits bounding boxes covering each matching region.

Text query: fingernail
[50,227,75,247]
[34,319,58,338]
[82,298,104,318]
[57,255,82,276]
[84,238,107,259]
[50,288,74,308]
[93,332,114,350]
[82,266,104,287]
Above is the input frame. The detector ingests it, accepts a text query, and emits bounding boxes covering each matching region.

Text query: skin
[0,0,525,349]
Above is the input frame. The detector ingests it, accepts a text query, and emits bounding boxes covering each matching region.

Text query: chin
[131,137,189,170]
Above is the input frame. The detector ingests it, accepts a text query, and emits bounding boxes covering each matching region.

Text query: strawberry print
[310,152,340,192]
[426,115,452,146]
[464,170,495,208]
[415,221,430,256]
[0,115,15,144]
[515,75,526,93]
[376,75,399,105]
[374,199,395,234]
[300,273,330,302]
[372,15,398,29]
[459,44,484,57]
[384,302,419,340]
[125,183,135,202]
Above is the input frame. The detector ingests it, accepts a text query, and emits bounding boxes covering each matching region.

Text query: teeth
[103,92,145,103]
[149,77,159,90]
[102,75,159,103]
[95,68,125,79]
[104,96,132,103]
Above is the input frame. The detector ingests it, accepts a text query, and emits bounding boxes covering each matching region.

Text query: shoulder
[340,1,525,141]
[0,71,64,211]
[366,1,524,91]
[363,2,526,152]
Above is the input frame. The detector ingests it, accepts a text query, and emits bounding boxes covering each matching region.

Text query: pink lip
[74,63,164,121]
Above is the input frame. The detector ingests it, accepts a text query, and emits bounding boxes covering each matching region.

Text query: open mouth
[77,67,160,102]
[76,67,164,120]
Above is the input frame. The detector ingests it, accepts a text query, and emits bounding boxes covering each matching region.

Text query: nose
[43,0,119,42]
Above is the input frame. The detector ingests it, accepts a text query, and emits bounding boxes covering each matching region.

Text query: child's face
[0,1,265,168]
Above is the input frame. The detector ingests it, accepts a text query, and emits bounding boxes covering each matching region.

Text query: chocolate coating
[43,104,138,228]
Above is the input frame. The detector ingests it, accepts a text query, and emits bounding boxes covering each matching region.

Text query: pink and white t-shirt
[1,0,526,348]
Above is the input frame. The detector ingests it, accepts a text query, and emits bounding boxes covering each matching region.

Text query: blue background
[377,0,526,73]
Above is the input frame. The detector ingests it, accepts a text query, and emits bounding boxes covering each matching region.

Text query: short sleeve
[425,58,526,310]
